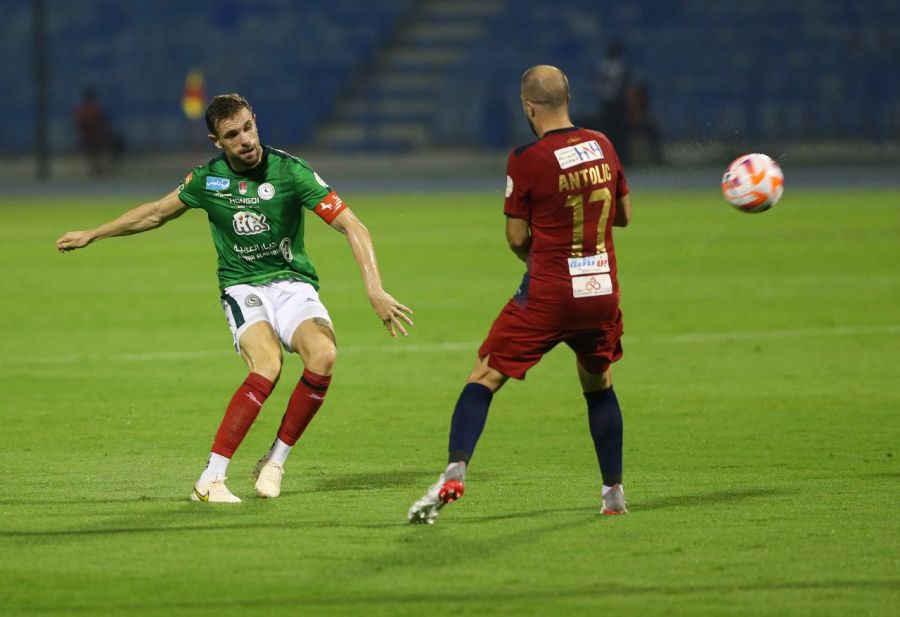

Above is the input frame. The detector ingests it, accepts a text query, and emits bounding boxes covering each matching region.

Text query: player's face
[210,108,263,170]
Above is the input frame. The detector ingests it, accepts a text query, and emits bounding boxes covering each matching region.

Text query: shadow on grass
[637,486,793,511]
[0,468,481,506]
[304,469,434,493]
[0,496,186,506]
[0,517,408,539]
[458,505,597,523]
[0,483,790,540]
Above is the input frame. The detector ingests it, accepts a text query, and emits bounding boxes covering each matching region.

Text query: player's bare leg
[254,317,336,498]
[193,322,282,503]
[578,363,627,515]
[409,356,507,523]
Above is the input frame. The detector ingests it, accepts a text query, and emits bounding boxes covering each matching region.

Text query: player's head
[206,93,263,170]
[520,65,571,136]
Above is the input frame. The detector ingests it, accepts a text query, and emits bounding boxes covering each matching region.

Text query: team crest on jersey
[238,181,248,195]
[232,211,270,235]
[554,140,604,170]
[258,182,275,200]
[206,176,231,190]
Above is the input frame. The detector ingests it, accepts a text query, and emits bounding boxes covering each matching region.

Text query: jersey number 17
[564,187,612,256]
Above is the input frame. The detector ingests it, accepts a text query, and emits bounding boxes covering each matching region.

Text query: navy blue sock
[585,387,623,486]
[448,383,494,464]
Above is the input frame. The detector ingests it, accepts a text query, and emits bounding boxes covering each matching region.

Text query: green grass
[1,187,898,616]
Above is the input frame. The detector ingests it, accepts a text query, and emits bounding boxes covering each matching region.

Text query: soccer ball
[721,153,784,213]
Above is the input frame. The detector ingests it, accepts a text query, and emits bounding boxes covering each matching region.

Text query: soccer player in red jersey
[409,65,633,523]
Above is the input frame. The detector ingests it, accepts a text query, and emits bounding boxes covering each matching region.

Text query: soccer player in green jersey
[57,94,414,503]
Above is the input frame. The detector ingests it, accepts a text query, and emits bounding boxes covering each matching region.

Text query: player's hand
[56,231,94,252]
[369,290,414,338]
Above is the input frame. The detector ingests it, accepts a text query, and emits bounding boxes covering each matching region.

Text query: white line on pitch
[7,324,899,366]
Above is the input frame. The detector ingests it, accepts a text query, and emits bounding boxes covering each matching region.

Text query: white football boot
[408,461,466,524]
[190,476,241,503]
[601,484,627,515]
[253,457,284,498]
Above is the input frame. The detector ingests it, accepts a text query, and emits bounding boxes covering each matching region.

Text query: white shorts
[220,279,332,352]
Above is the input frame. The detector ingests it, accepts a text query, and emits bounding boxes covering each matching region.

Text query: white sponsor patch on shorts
[567,252,610,275]
[572,273,613,298]
[554,140,604,170]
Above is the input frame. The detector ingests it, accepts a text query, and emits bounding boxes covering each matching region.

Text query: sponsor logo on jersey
[206,176,231,190]
[571,273,613,298]
[567,253,610,276]
[232,211,271,235]
[554,140,604,170]
[505,175,513,198]
[229,197,260,205]
[258,182,275,200]
[238,181,248,195]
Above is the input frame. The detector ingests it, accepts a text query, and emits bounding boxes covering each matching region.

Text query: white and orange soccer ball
[721,153,784,213]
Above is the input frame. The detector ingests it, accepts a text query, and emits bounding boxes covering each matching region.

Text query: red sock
[212,372,275,458]
[277,369,332,446]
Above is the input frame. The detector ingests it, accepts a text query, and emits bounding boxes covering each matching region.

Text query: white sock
[198,453,230,485]
[444,461,467,481]
[602,484,624,497]
[267,438,292,466]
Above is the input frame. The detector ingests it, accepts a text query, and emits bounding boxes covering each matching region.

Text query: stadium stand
[1,0,897,154]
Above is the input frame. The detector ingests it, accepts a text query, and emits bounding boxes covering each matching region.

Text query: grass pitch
[1,185,898,616]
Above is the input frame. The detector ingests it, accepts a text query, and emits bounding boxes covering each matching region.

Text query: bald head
[521,65,570,108]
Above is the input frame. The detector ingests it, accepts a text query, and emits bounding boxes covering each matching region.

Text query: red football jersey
[504,126,629,329]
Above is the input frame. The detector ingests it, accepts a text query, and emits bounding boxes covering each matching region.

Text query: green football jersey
[178,146,332,291]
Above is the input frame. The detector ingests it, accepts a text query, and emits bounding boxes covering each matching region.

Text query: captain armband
[313,191,347,223]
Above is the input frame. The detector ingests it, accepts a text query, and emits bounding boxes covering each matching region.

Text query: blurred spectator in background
[595,41,631,164]
[74,88,123,176]
[625,81,664,165]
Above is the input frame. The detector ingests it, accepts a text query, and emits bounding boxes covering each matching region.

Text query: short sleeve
[177,170,202,208]
[503,151,530,220]
[612,146,629,197]
[291,159,331,210]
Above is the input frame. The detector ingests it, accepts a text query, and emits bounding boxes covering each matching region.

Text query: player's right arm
[506,216,531,262]
[56,189,188,252]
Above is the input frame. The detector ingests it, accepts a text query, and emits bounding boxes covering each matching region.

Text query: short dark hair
[205,94,253,135]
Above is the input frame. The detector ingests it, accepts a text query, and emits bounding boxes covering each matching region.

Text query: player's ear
[208,133,222,150]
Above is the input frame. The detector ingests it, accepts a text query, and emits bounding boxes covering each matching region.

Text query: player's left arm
[329,208,414,338]
[613,193,632,227]
[506,216,531,262]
